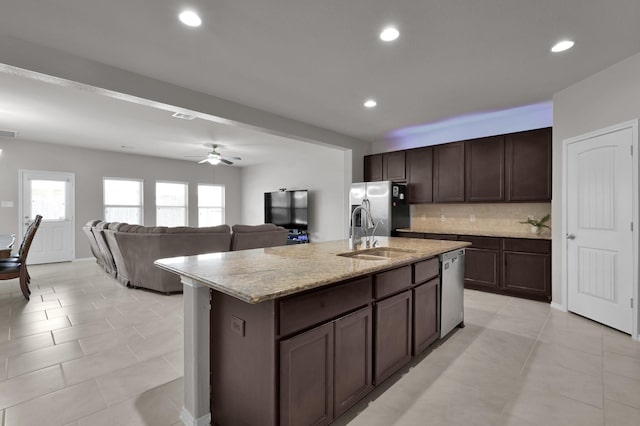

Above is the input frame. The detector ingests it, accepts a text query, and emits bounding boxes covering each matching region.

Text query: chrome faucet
[350,199,379,250]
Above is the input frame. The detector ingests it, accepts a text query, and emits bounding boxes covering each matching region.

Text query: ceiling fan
[189,144,242,165]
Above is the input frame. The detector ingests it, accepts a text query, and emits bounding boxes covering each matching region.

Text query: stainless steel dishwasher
[440,249,465,338]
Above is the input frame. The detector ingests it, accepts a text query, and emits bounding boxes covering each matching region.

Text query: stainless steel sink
[337,247,417,260]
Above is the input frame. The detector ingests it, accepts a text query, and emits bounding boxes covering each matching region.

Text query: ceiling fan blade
[220,158,234,165]
[198,159,209,164]
[227,156,242,160]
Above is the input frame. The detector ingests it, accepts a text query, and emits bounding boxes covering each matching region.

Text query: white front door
[565,123,635,334]
[19,170,75,264]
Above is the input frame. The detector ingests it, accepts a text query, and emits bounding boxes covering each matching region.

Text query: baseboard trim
[179,408,211,426]
[550,301,567,312]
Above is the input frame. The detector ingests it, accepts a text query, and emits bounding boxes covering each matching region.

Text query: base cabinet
[280,307,373,426]
[213,260,443,426]
[464,248,500,291]
[280,322,334,426]
[334,308,374,417]
[413,278,440,355]
[375,291,413,384]
[503,251,550,299]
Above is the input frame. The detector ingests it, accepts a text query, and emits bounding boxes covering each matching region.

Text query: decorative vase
[531,226,540,234]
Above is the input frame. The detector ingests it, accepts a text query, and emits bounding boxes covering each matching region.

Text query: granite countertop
[155,237,469,304]
[396,228,552,240]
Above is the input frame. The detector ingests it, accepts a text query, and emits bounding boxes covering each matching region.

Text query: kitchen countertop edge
[155,238,470,304]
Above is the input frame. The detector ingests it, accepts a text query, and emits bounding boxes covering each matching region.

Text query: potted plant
[519,214,551,234]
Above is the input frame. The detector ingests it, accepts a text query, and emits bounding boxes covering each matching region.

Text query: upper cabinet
[364,152,406,182]
[465,136,505,202]
[505,127,552,201]
[364,154,383,182]
[433,142,465,202]
[364,127,552,203]
[406,147,433,204]
[383,151,406,181]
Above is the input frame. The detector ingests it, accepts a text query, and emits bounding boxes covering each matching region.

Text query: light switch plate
[231,316,245,337]
[0,201,14,208]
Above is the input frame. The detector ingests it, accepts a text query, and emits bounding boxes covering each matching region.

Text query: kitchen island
[155,237,469,426]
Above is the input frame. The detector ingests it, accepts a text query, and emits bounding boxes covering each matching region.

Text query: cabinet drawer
[460,236,500,250]
[503,238,551,254]
[375,266,412,299]
[413,257,439,284]
[279,277,372,336]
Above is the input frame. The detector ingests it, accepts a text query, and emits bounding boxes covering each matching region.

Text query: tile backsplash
[410,203,552,235]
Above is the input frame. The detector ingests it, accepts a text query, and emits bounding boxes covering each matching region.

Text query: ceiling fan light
[208,158,221,165]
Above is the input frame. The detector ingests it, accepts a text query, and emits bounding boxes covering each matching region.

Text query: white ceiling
[0,68,329,166]
[1,0,640,158]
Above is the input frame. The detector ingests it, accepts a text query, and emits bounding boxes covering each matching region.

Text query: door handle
[566,234,576,240]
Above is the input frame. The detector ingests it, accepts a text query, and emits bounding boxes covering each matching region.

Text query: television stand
[286,229,309,245]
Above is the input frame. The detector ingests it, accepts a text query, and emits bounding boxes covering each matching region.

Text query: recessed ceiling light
[179,10,202,27]
[551,40,574,53]
[364,99,377,108]
[380,26,400,42]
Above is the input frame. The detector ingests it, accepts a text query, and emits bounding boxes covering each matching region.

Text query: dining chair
[0,215,42,300]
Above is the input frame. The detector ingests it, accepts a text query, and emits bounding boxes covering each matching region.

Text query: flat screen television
[264,190,308,230]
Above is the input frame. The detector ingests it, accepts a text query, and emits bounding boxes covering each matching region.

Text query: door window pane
[31,180,66,220]
[156,182,188,226]
[198,184,225,226]
[104,178,143,224]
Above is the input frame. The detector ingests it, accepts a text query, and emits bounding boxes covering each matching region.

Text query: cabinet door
[502,251,551,301]
[383,151,406,181]
[505,128,552,201]
[433,142,465,202]
[334,307,373,417]
[364,154,383,182]
[280,323,334,426]
[374,291,412,384]
[413,278,440,355]
[406,147,433,204]
[464,248,500,290]
[465,136,505,202]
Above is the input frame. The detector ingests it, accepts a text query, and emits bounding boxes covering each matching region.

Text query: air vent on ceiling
[172,112,196,120]
[0,129,17,138]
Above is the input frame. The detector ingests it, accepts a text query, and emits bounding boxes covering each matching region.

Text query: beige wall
[552,52,640,308]
[241,145,350,242]
[0,139,242,259]
[410,203,551,236]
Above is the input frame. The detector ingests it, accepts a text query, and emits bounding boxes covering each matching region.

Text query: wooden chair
[0,215,42,300]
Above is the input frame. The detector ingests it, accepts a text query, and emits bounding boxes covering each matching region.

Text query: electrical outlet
[421,215,426,222]
[231,316,245,337]
[440,214,446,222]
[527,215,534,221]
[470,214,476,223]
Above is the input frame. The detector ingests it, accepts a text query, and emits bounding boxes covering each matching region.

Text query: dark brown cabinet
[502,238,551,300]
[465,136,505,202]
[364,154,383,182]
[280,322,334,426]
[433,142,465,202]
[364,152,406,182]
[374,290,413,384]
[364,127,552,203]
[413,278,440,355]
[462,236,500,291]
[406,147,433,203]
[280,306,373,425]
[505,128,552,201]
[383,151,406,181]
[334,307,373,417]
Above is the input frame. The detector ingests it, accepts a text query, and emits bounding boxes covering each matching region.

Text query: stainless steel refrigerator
[349,181,410,237]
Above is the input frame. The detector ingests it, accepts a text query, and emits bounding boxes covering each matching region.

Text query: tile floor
[0,260,639,425]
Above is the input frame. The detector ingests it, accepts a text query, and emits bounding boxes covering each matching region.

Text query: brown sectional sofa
[84,222,287,293]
